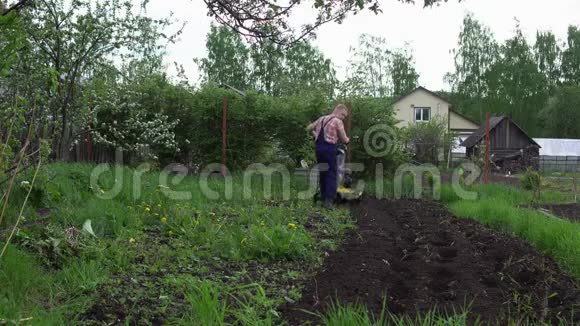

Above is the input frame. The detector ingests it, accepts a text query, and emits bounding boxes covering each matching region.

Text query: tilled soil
[283,198,579,324]
[541,203,580,222]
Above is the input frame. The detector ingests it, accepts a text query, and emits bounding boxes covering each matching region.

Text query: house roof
[460,116,541,148]
[390,86,451,106]
[391,86,480,128]
[449,108,479,127]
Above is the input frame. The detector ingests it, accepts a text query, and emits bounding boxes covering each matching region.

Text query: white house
[391,86,479,138]
[391,86,479,156]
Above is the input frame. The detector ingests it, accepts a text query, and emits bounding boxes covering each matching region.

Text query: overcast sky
[146,0,580,91]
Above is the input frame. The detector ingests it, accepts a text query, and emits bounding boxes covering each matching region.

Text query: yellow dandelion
[145,207,151,212]
[168,230,173,236]
[154,213,159,216]
[161,217,167,223]
[288,223,297,229]
[157,204,161,208]
[129,238,136,243]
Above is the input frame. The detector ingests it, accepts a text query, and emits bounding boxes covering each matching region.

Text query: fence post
[485,112,490,184]
[222,96,227,177]
[573,168,577,203]
[346,102,352,163]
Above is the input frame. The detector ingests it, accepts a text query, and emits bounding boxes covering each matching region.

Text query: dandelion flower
[168,230,173,236]
[288,223,297,229]
[145,207,151,212]
[129,238,136,243]
[161,217,167,223]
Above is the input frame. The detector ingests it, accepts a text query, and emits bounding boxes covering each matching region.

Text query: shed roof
[534,138,580,156]
[460,116,540,148]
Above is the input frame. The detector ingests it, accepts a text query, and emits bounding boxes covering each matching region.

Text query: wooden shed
[460,116,541,172]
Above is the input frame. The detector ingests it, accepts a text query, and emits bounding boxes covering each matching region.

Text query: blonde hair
[333,103,348,115]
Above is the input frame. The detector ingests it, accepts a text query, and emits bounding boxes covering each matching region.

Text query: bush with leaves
[79,69,179,163]
[401,117,455,165]
[348,97,409,173]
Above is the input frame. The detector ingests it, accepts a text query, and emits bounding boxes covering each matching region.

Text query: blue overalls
[316,117,338,204]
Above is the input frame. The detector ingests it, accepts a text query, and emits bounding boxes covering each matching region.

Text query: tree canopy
[203,0,451,45]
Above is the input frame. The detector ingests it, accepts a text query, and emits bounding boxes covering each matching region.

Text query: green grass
[2,163,578,323]
[0,163,351,324]
[319,300,472,326]
[448,196,580,279]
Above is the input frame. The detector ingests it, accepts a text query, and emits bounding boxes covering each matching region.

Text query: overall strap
[321,116,336,129]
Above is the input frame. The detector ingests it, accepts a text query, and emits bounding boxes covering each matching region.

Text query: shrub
[401,116,455,165]
[520,168,541,191]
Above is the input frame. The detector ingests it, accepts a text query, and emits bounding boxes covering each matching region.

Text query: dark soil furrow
[283,198,580,324]
[541,203,580,222]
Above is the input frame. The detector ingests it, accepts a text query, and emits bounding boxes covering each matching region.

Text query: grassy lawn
[441,184,580,279]
[1,164,578,324]
[0,163,352,324]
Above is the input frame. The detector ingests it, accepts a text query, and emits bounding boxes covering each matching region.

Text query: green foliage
[562,26,580,86]
[534,30,562,94]
[0,12,24,76]
[184,85,275,168]
[342,35,419,98]
[1,162,354,323]
[0,0,174,159]
[346,34,392,97]
[390,47,420,98]
[446,13,499,122]
[401,117,454,165]
[520,168,542,204]
[183,280,228,325]
[81,63,180,162]
[197,26,337,97]
[349,97,409,171]
[520,168,541,191]
[486,23,548,136]
[447,14,580,138]
[540,86,580,139]
[449,194,580,279]
[320,300,471,326]
[195,25,251,91]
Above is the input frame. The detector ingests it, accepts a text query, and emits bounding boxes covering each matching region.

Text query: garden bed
[540,203,580,222]
[282,198,579,324]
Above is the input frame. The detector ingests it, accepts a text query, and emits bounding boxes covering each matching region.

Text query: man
[306,104,350,207]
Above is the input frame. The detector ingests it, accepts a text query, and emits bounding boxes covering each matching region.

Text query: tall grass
[1,163,351,323]
[182,280,228,325]
[319,300,471,326]
[449,199,580,279]
[441,184,580,279]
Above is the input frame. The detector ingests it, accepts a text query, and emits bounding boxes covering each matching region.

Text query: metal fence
[539,156,580,172]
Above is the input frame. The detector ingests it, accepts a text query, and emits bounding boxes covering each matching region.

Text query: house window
[415,107,431,122]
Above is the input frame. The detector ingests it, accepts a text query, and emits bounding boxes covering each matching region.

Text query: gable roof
[460,116,540,148]
[390,86,451,106]
[449,108,479,127]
